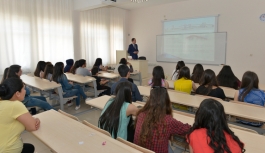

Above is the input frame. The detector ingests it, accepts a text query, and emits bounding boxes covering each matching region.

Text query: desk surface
[32,110,142,153]
[86,96,265,153]
[167,80,236,98]
[98,72,120,79]
[138,86,265,122]
[21,75,61,91]
[65,73,96,84]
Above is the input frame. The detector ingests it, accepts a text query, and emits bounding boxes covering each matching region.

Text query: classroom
[1,0,265,153]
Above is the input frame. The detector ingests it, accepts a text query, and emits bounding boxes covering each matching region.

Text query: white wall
[128,0,265,83]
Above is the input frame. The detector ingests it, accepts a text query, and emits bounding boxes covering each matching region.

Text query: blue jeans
[24,96,53,111]
[63,85,87,106]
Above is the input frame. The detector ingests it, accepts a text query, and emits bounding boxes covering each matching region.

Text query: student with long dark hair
[7,65,53,111]
[70,60,80,74]
[64,59,74,73]
[234,71,265,127]
[174,66,197,93]
[1,67,9,83]
[34,61,46,78]
[187,99,245,153]
[0,78,40,153]
[148,66,169,88]
[43,64,54,81]
[98,82,138,140]
[171,61,185,80]
[196,69,226,100]
[93,58,108,71]
[75,59,91,76]
[91,66,110,96]
[217,65,241,89]
[191,64,204,83]
[134,87,191,153]
[52,62,90,110]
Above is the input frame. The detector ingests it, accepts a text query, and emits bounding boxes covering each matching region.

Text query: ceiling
[105,0,187,10]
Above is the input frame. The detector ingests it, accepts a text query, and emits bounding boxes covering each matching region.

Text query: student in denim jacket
[234,71,265,127]
[5,65,53,111]
[52,62,91,110]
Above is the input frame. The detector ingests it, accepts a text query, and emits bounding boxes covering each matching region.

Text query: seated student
[114,58,134,83]
[134,87,191,153]
[217,65,241,90]
[191,63,204,83]
[196,69,226,100]
[34,61,46,78]
[75,59,91,76]
[171,61,185,80]
[64,59,74,73]
[93,58,108,71]
[91,66,110,96]
[1,67,9,83]
[234,71,265,127]
[53,62,91,110]
[70,60,80,74]
[0,78,40,153]
[43,64,53,81]
[187,99,245,153]
[99,82,138,140]
[173,66,197,110]
[114,58,133,73]
[148,66,169,88]
[174,66,197,93]
[7,65,53,111]
[111,65,142,102]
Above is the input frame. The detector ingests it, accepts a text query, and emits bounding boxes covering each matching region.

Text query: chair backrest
[58,109,79,121]
[138,56,146,60]
[82,120,111,137]
[116,137,155,153]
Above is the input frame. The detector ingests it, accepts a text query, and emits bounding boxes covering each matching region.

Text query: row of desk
[138,86,265,123]
[86,96,265,153]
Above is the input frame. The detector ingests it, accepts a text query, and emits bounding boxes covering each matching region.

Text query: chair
[54,88,77,104]
[82,120,111,137]
[58,109,79,121]
[138,56,146,60]
[116,137,155,153]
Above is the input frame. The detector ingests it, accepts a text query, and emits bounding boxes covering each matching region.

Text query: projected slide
[164,17,217,34]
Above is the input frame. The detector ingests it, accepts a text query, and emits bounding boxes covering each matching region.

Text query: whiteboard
[156,33,227,65]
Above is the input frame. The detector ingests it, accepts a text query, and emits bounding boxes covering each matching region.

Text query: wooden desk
[138,86,265,122]
[102,70,142,85]
[64,73,98,98]
[167,80,236,99]
[32,110,142,153]
[86,96,265,153]
[21,75,66,110]
[98,72,119,79]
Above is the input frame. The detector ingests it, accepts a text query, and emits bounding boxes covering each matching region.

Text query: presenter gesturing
[128,38,139,59]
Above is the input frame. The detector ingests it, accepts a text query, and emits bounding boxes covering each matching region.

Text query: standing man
[128,38,139,59]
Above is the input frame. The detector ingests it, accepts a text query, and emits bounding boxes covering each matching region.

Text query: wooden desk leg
[57,87,64,111]
[93,80,98,98]
[139,73,142,85]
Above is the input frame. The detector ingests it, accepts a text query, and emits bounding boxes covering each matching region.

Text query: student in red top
[134,86,191,153]
[187,99,245,153]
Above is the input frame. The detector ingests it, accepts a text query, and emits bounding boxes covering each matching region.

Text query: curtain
[0,0,74,74]
[80,7,127,66]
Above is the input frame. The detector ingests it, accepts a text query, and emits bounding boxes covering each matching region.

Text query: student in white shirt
[171,61,185,80]
[75,59,91,76]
